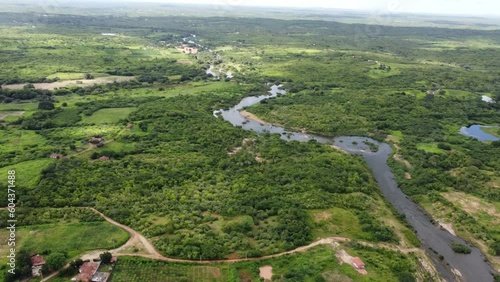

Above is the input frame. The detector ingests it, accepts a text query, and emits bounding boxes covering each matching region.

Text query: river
[460,125,500,142]
[215,85,496,282]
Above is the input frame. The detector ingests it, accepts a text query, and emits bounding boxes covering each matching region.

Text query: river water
[460,125,500,142]
[215,85,496,282]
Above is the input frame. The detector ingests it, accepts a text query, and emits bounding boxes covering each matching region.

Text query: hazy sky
[136,0,499,16]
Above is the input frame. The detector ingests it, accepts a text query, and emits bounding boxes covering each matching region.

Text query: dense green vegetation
[18,94,400,260]
[451,242,472,254]
[1,5,500,280]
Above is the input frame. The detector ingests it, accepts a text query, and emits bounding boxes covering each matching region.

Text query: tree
[139,121,148,132]
[23,83,35,90]
[62,102,68,107]
[70,258,84,269]
[46,252,66,270]
[84,73,94,79]
[38,101,55,110]
[491,240,500,256]
[99,252,112,264]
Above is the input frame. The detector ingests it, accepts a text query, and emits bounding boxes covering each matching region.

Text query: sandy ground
[2,76,135,90]
[228,138,253,156]
[240,110,269,125]
[0,111,24,120]
[442,192,499,221]
[437,221,456,236]
[393,154,412,168]
[330,145,349,154]
[335,250,367,275]
[259,266,273,281]
[405,172,413,179]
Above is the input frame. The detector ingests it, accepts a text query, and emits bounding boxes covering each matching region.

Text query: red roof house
[31,255,45,267]
[98,156,110,161]
[76,262,100,282]
[31,255,46,277]
[351,257,365,269]
[89,137,105,144]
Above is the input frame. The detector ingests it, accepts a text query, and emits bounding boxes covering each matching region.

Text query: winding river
[216,85,496,282]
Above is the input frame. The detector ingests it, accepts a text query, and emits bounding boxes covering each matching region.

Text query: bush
[46,252,67,270]
[451,242,472,254]
[437,143,452,151]
[38,101,55,110]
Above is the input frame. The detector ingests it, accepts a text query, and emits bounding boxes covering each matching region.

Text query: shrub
[451,242,471,254]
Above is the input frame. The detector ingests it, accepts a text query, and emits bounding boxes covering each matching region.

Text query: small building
[351,257,365,269]
[75,261,100,282]
[99,156,110,161]
[426,89,440,95]
[183,47,198,54]
[31,255,45,277]
[50,153,63,159]
[89,137,105,144]
[91,271,110,282]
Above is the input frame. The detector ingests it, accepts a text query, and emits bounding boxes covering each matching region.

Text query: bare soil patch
[314,211,333,222]
[259,266,273,281]
[2,76,134,90]
[385,135,399,144]
[238,270,253,282]
[393,154,412,168]
[442,191,499,221]
[437,221,456,236]
[0,111,24,120]
[335,250,368,275]
[240,110,270,125]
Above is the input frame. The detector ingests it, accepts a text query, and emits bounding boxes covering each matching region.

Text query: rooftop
[31,255,45,266]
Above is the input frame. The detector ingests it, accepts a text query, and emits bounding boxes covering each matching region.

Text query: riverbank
[218,85,497,282]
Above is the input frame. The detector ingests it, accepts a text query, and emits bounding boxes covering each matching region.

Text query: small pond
[460,125,500,142]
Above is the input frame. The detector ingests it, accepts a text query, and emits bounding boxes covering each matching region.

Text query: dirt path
[84,208,421,264]
[89,208,162,258]
[40,271,59,282]
[1,76,135,90]
[0,111,24,120]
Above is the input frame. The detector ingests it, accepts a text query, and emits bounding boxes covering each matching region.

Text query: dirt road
[85,208,421,264]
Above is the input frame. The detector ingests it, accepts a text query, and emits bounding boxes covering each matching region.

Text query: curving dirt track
[88,208,421,263]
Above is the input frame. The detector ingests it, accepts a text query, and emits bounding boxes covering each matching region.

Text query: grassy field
[0,159,54,188]
[416,143,446,154]
[46,72,108,80]
[482,127,500,137]
[80,108,136,124]
[41,125,124,141]
[0,220,129,281]
[310,207,374,241]
[0,130,45,150]
[0,222,129,259]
